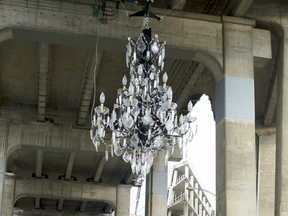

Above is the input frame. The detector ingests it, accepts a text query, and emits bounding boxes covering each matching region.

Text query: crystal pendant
[158,55,163,66]
[126,52,130,68]
[130,134,139,147]
[123,151,130,163]
[123,113,134,129]
[111,145,114,157]
[143,112,154,126]
[137,41,146,53]
[153,136,163,148]
[165,150,170,167]
[165,119,174,132]
[151,42,159,54]
[161,61,164,71]
[162,46,165,60]
[114,147,123,157]
[127,41,132,57]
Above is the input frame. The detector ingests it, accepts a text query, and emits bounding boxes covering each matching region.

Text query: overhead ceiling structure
[0,0,279,215]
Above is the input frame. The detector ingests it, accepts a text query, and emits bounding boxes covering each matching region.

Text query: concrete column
[275,26,288,216]
[116,184,131,216]
[145,152,167,216]
[190,176,194,207]
[216,18,256,216]
[184,202,189,216]
[168,169,178,206]
[1,177,14,216]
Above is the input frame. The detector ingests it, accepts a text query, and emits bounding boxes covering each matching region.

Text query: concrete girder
[174,62,206,108]
[0,3,272,83]
[65,153,76,180]
[5,120,107,158]
[231,0,254,17]
[14,179,117,210]
[36,150,43,178]
[77,49,103,126]
[93,156,106,182]
[37,43,51,122]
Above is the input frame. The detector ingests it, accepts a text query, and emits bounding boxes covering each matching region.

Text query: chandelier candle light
[90,0,198,185]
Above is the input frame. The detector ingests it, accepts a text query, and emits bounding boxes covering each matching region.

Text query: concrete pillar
[145,152,167,216]
[195,183,198,213]
[190,176,194,207]
[1,177,14,216]
[216,18,256,216]
[0,121,9,215]
[184,202,189,216]
[168,169,178,206]
[116,184,131,216]
[275,26,288,216]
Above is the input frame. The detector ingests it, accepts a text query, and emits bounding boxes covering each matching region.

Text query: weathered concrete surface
[0,3,272,83]
[14,179,117,208]
[216,16,256,216]
[255,127,276,216]
[216,118,256,216]
[116,184,131,216]
[2,177,15,216]
[145,152,167,216]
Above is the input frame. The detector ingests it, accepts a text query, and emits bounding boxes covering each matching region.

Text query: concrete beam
[93,156,106,182]
[5,120,107,157]
[37,43,51,122]
[77,49,103,126]
[231,0,254,17]
[170,0,186,10]
[58,198,64,211]
[175,62,206,108]
[65,153,76,180]
[14,179,117,208]
[263,76,277,127]
[36,150,43,178]
[80,200,88,212]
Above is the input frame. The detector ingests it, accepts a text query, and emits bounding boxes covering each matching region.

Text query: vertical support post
[2,177,15,216]
[216,17,256,216]
[145,152,167,216]
[116,184,131,216]
[275,26,288,216]
[190,176,194,208]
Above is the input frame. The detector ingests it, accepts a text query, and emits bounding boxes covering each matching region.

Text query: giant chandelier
[91,1,197,183]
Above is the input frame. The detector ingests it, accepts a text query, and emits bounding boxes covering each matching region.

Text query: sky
[130,94,216,215]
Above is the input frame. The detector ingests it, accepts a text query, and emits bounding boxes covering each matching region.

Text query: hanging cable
[160,0,185,20]
[119,0,130,16]
[90,19,101,170]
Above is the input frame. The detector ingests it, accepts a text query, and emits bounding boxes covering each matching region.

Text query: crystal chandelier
[90,1,197,184]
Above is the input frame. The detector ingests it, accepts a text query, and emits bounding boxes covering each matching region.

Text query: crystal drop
[122,75,127,86]
[162,46,165,60]
[161,61,164,71]
[158,55,163,67]
[174,115,178,128]
[111,145,114,157]
[154,136,163,148]
[123,112,134,129]
[142,153,145,164]
[127,43,132,57]
[105,150,109,161]
[123,138,127,147]
[114,147,123,156]
[151,42,159,54]
[143,112,153,126]
[126,52,129,68]
[130,134,139,147]
[165,150,170,167]
[137,41,146,53]
[112,110,116,123]
[137,64,143,75]
[151,64,156,73]
[118,118,122,128]
[131,159,136,174]
[122,151,130,163]
[136,159,142,174]
[165,119,174,131]
[149,73,154,80]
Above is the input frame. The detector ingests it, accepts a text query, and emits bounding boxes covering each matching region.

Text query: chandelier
[90,1,197,184]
